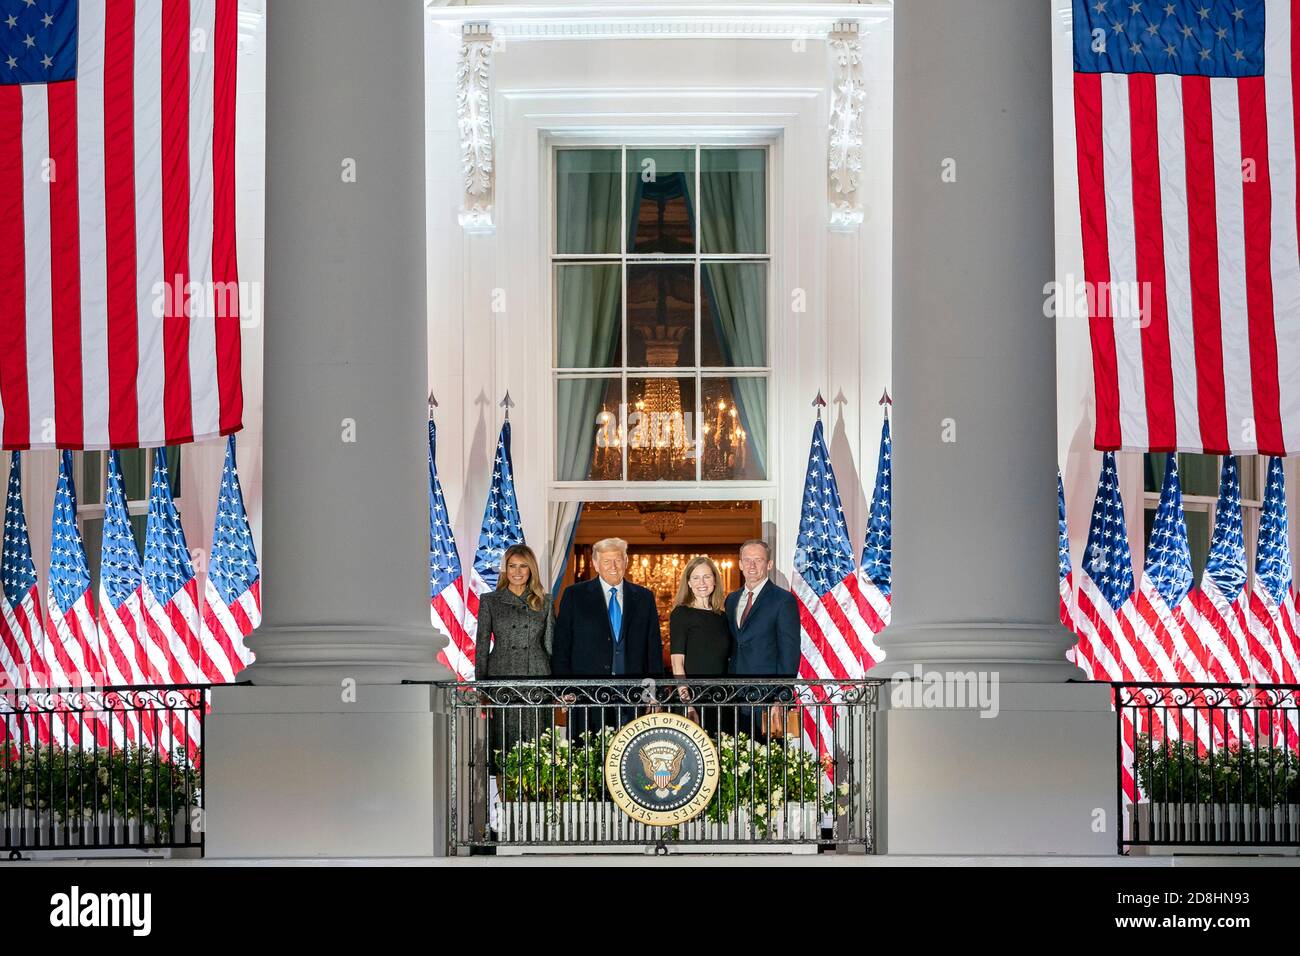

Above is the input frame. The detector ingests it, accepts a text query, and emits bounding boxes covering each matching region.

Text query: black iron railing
[1115,683,1300,851]
[439,678,879,853]
[0,685,206,856]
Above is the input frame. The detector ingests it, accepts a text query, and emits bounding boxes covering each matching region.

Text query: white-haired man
[553,537,664,735]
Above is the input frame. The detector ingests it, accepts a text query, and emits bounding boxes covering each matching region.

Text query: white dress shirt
[734,577,768,628]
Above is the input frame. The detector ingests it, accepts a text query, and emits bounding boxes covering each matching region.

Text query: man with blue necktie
[553,537,664,740]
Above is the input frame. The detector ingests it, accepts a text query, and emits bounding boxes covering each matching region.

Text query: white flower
[736,762,750,775]
[755,803,767,816]
[838,782,849,795]
[771,787,783,802]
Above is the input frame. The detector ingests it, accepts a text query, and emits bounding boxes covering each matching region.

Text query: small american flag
[141,447,210,684]
[1075,452,1144,800]
[857,413,891,639]
[1073,0,1300,455]
[463,420,524,678]
[0,0,243,450]
[428,419,473,681]
[0,452,46,741]
[1247,456,1300,746]
[198,434,258,682]
[97,449,150,686]
[46,449,108,745]
[792,416,876,761]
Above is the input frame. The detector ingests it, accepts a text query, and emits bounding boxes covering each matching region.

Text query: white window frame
[549,140,775,490]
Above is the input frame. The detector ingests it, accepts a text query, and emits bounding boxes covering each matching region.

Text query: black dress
[669,605,733,734]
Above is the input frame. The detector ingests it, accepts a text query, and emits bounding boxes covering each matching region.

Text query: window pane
[121,449,148,501]
[1186,508,1210,583]
[165,446,182,498]
[1238,456,1260,502]
[83,517,103,600]
[80,451,102,505]
[700,148,766,255]
[130,514,147,556]
[557,377,621,480]
[701,261,766,367]
[556,263,622,368]
[556,149,621,255]
[627,149,694,254]
[627,264,693,368]
[701,377,766,480]
[627,376,696,481]
[1178,453,1220,497]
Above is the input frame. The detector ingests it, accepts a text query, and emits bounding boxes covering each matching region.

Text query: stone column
[205,0,447,859]
[869,0,1115,855]
[871,0,1075,683]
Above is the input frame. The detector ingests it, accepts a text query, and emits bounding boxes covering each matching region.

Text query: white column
[205,0,447,859]
[871,0,1075,683]
[870,0,1115,855]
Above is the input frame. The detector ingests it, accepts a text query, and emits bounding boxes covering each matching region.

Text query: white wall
[425,19,893,580]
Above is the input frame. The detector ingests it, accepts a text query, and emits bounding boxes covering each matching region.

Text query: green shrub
[1135,735,1300,806]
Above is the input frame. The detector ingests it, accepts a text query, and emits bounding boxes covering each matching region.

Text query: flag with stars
[1059,472,1080,662]
[0,0,243,451]
[97,450,151,685]
[142,447,217,685]
[0,452,49,743]
[857,413,891,639]
[1187,456,1259,686]
[199,434,258,683]
[428,419,473,681]
[45,449,110,745]
[1074,452,1148,800]
[792,417,875,763]
[1247,456,1300,748]
[1072,0,1300,456]
[462,420,524,678]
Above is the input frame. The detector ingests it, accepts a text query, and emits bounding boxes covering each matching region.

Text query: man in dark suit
[553,537,664,741]
[725,538,800,739]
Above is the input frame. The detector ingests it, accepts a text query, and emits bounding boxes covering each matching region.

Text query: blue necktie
[608,586,622,643]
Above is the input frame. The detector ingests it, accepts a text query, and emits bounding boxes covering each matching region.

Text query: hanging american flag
[46,449,110,745]
[462,419,524,678]
[1247,456,1300,747]
[198,434,258,682]
[0,0,243,451]
[428,419,473,681]
[142,447,212,684]
[1072,0,1300,456]
[856,412,891,645]
[792,415,874,762]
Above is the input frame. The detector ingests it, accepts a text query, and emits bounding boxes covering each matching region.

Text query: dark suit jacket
[552,577,665,679]
[725,581,800,677]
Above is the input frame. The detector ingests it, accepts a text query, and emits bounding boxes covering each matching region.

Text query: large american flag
[428,419,473,681]
[1247,455,1300,746]
[198,433,257,682]
[792,416,877,761]
[1073,0,1300,455]
[0,0,243,450]
[461,420,524,679]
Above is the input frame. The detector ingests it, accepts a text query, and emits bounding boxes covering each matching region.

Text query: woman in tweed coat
[474,544,554,771]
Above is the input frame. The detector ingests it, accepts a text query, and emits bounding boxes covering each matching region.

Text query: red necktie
[739,589,754,628]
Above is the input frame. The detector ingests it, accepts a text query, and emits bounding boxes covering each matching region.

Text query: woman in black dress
[668,556,733,734]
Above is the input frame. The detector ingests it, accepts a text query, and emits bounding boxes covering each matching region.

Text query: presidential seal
[604,713,720,826]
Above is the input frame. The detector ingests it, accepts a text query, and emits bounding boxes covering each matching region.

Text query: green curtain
[696,149,768,479]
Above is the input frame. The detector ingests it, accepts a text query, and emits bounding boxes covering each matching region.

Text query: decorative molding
[457,23,496,233]
[427,3,892,41]
[827,21,864,231]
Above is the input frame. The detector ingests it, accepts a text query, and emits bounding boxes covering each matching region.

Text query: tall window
[76,448,182,594]
[1142,453,1262,585]
[553,146,770,482]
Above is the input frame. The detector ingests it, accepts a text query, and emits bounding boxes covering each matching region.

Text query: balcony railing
[437,678,880,853]
[0,685,206,856]
[1115,683,1300,852]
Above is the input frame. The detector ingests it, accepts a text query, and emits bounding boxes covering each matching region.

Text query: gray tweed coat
[474,588,554,678]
